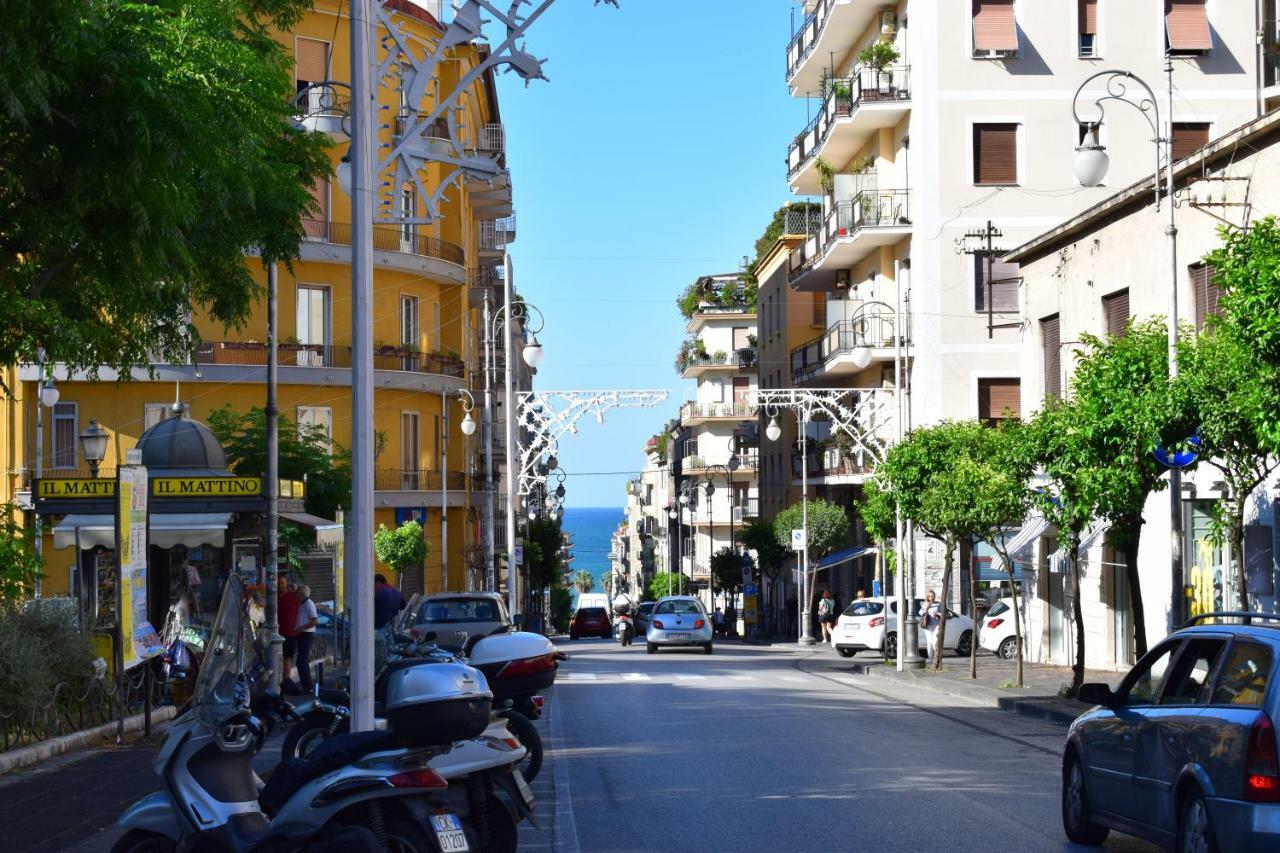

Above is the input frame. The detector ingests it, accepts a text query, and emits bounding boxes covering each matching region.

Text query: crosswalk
[560,670,812,686]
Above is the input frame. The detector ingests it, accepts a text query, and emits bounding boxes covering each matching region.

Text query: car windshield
[577,607,606,618]
[654,600,702,615]
[843,600,883,617]
[987,600,1010,617]
[418,597,503,624]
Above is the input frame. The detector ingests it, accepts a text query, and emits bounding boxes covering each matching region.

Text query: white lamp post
[33,356,59,592]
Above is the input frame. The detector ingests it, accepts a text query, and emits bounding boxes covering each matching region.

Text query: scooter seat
[259,730,401,814]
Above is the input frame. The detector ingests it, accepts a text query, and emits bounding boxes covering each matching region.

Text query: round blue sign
[744,584,758,596]
[1153,435,1202,469]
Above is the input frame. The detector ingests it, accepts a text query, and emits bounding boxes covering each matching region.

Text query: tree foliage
[772,498,850,557]
[0,0,331,377]
[1204,216,1280,376]
[710,547,743,592]
[0,509,43,604]
[549,586,572,633]
[647,572,689,600]
[208,405,351,520]
[373,521,427,579]
[736,519,787,581]
[524,518,564,592]
[571,570,595,594]
[858,480,897,545]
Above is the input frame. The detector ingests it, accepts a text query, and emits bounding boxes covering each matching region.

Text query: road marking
[778,675,806,683]
[727,674,758,681]
[674,674,705,680]
[621,673,650,681]
[564,672,596,680]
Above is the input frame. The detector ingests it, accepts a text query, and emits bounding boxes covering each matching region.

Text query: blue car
[1062,611,1280,851]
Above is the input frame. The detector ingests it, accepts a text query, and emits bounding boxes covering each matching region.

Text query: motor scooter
[613,613,635,647]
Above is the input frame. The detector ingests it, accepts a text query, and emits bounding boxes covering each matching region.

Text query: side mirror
[512,613,526,628]
[1077,682,1114,707]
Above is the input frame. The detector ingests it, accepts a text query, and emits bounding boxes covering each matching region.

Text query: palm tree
[572,570,595,594]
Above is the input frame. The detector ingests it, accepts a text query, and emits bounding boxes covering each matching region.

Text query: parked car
[568,606,612,640]
[406,591,511,651]
[646,596,713,655]
[978,596,1027,660]
[832,596,974,659]
[1063,612,1280,851]
[634,601,655,635]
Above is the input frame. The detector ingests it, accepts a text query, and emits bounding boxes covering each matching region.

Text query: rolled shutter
[1042,315,1061,400]
[973,0,1019,51]
[1171,122,1211,161]
[1192,264,1221,329]
[979,378,1021,424]
[1103,289,1129,337]
[1166,0,1212,52]
[974,124,1018,185]
[295,37,330,84]
[1079,0,1098,35]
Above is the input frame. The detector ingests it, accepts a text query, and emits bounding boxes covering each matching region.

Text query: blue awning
[812,546,877,572]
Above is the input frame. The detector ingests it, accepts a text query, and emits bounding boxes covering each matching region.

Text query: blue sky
[495,0,803,508]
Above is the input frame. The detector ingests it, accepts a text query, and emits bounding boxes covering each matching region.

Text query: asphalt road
[547,638,1160,853]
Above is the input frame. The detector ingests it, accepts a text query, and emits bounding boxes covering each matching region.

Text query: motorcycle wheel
[383,817,438,853]
[502,710,543,783]
[282,712,347,760]
[110,829,175,853]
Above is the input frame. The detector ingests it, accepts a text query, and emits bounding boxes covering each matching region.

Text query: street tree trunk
[968,552,978,680]
[1121,514,1148,659]
[1232,495,1249,611]
[1006,557,1025,689]
[932,537,955,671]
[1070,531,1086,694]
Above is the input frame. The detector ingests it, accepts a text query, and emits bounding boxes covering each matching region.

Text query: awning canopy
[812,545,877,572]
[281,511,344,549]
[52,513,233,550]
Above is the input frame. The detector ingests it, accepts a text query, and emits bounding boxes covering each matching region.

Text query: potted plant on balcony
[712,349,728,363]
[815,157,836,193]
[830,79,852,111]
[857,42,900,97]
[694,338,709,360]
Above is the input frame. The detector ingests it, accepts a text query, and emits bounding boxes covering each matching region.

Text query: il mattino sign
[151,477,262,497]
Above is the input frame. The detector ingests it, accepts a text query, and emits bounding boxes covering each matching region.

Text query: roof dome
[136,408,227,470]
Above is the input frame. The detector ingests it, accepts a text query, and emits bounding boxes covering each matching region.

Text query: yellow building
[0,0,513,600]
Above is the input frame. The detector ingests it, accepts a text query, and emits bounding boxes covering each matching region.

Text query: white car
[831,596,974,659]
[978,596,1026,659]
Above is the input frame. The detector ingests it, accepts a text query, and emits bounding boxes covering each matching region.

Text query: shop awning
[812,546,877,572]
[281,511,344,548]
[52,513,233,550]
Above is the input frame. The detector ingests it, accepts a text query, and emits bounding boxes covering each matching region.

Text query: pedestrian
[277,577,299,690]
[714,607,725,638]
[294,584,319,692]
[920,589,941,661]
[817,589,837,643]
[786,592,798,639]
[373,573,406,630]
[855,588,866,601]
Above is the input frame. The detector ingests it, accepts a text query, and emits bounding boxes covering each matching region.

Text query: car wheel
[836,647,855,658]
[998,636,1018,660]
[569,633,578,640]
[1177,788,1220,853]
[955,630,973,657]
[1061,751,1109,845]
[703,643,713,655]
[883,632,898,660]
[646,643,656,654]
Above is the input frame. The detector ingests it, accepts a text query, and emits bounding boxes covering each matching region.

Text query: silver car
[409,591,511,652]
[645,596,713,655]
[1062,612,1280,851]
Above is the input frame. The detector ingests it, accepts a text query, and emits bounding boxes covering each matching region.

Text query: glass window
[296,285,330,346]
[417,597,502,624]
[297,406,333,454]
[654,599,703,615]
[1159,638,1226,706]
[51,402,77,469]
[1119,642,1179,707]
[987,600,1010,617]
[1212,642,1273,707]
[843,600,884,617]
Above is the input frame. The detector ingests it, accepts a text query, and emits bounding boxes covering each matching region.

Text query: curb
[0,705,177,776]
[849,662,1086,727]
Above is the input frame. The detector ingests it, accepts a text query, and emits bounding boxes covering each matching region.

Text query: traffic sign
[744,584,757,596]
[791,529,806,551]
[513,544,524,566]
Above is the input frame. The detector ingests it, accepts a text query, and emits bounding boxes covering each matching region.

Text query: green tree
[772,498,850,557]
[523,518,565,593]
[1204,217,1280,382]
[373,521,427,584]
[0,510,43,604]
[0,0,330,376]
[737,519,787,585]
[208,405,352,520]
[710,547,744,595]
[571,570,595,594]
[549,586,573,634]
[1179,329,1280,608]
[648,572,689,599]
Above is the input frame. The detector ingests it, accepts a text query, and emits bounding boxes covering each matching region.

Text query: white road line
[778,675,806,683]
[621,673,650,681]
[564,672,597,680]
[674,674,705,680]
[727,674,758,681]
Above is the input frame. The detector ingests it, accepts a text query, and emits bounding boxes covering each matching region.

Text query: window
[304,179,330,239]
[1191,264,1221,330]
[399,185,416,246]
[1211,642,1273,706]
[296,285,330,346]
[1165,0,1211,56]
[401,411,420,488]
[1160,638,1226,705]
[1078,0,1098,57]
[732,326,751,351]
[1118,641,1178,707]
[400,294,420,370]
[974,253,1020,312]
[812,291,826,327]
[1041,315,1062,400]
[1172,122,1211,162]
[297,406,333,454]
[294,37,330,97]
[973,123,1018,185]
[978,378,1021,426]
[1102,289,1129,337]
[971,0,1018,56]
[51,402,77,470]
[733,377,750,406]
[144,403,190,431]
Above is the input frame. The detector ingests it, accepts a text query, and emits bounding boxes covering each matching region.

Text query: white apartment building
[779,0,1266,605]
[676,275,759,608]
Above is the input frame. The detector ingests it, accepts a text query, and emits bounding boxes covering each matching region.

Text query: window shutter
[1171,122,1211,161]
[1102,290,1129,337]
[1192,264,1221,329]
[974,124,1018,185]
[979,378,1021,424]
[1042,315,1061,400]
[1079,0,1098,34]
[975,254,1021,312]
[812,291,826,327]
[295,37,330,84]
[972,0,1019,51]
[1165,0,1212,52]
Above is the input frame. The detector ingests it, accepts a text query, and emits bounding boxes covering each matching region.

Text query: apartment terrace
[194,341,465,379]
[679,401,756,426]
[790,302,905,385]
[788,189,911,290]
[302,218,464,266]
[786,0,887,95]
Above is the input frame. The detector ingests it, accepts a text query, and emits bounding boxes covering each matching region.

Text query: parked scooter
[112,573,492,852]
[613,612,635,647]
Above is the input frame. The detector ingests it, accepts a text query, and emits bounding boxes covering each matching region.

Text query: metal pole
[894,258,907,670]
[483,291,496,590]
[347,0,376,733]
[441,387,448,592]
[799,407,814,645]
[1164,57,1185,631]
[503,252,518,618]
[265,262,282,692]
[34,350,43,597]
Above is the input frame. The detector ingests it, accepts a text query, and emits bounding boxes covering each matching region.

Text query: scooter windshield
[192,573,247,726]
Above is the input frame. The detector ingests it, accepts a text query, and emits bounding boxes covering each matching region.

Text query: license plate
[429,814,470,852]
[513,768,535,808]
[668,632,691,641]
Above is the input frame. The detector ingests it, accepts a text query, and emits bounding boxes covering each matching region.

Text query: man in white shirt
[294,584,319,691]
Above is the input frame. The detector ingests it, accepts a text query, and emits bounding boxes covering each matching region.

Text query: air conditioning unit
[879,11,897,37]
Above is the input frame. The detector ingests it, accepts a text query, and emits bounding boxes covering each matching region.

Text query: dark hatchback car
[1062,612,1280,851]
[569,606,611,640]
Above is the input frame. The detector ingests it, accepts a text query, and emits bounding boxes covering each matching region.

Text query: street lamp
[698,463,731,616]
[78,421,108,479]
[1070,61,1185,629]
[455,389,477,437]
[33,357,60,590]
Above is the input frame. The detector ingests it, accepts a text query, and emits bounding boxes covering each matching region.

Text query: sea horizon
[561,506,624,604]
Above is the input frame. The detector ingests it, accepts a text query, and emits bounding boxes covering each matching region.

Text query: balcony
[374,469,467,492]
[301,218,465,266]
[788,189,911,291]
[790,302,905,384]
[681,451,756,477]
[294,85,350,138]
[786,1,886,95]
[788,66,912,194]
[194,341,465,379]
[678,347,757,378]
[479,215,517,255]
[732,498,760,523]
[679,400,756,426]
[784,389,899,483]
